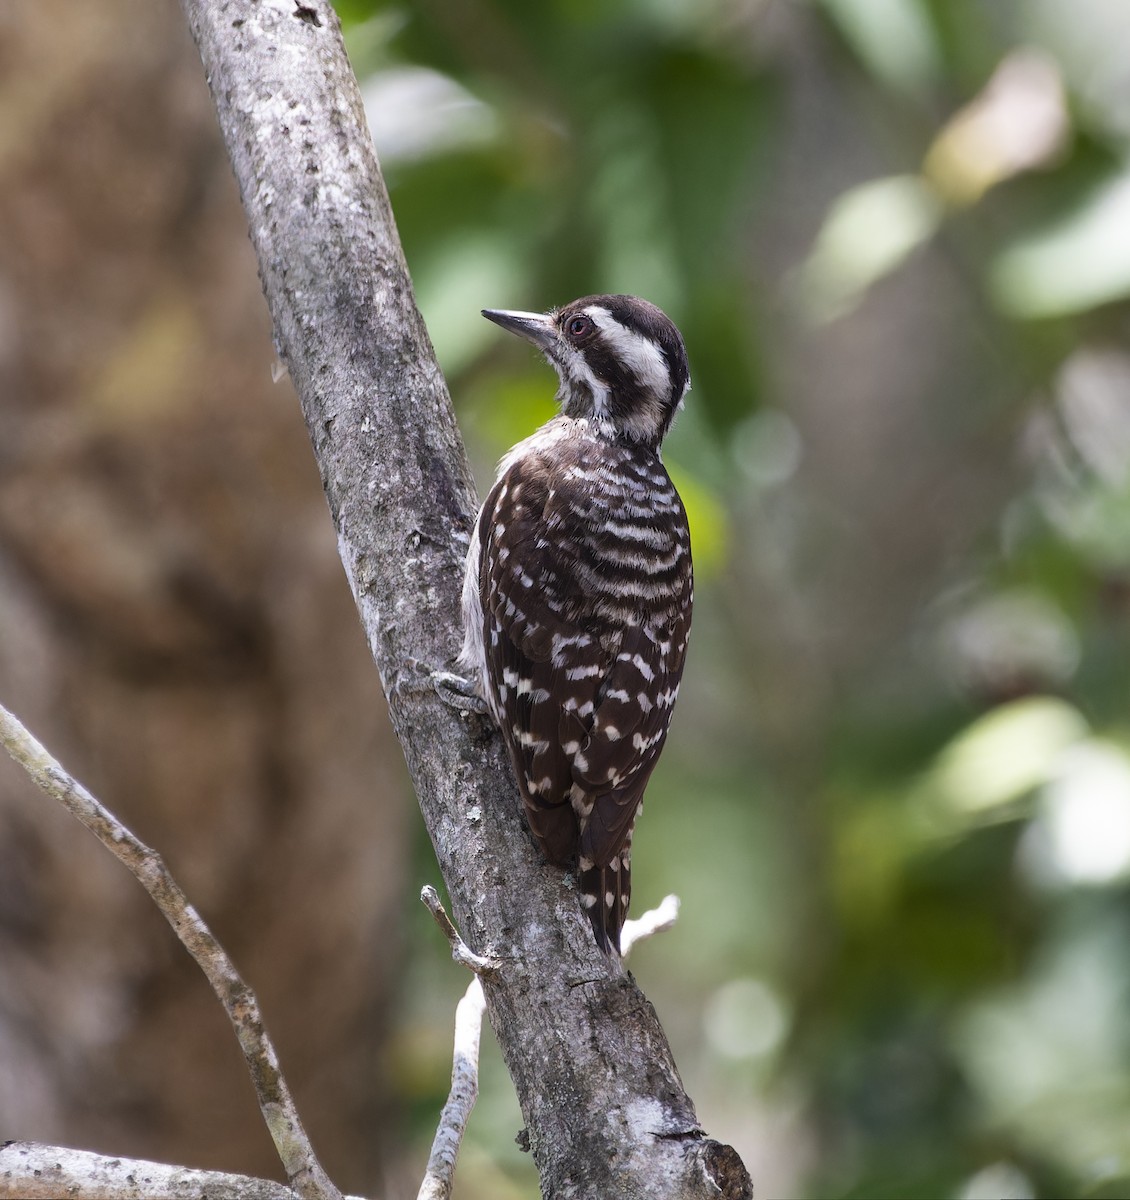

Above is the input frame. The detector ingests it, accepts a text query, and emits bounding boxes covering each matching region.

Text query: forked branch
[0,704,340,1200]
[415,890,683,1200]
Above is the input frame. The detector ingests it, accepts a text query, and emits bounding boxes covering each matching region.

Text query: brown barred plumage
[460,295,693,953]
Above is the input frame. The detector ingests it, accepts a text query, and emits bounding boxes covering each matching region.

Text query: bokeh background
[1,0,1129,1197]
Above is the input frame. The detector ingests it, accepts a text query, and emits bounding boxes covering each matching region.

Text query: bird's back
[466,416,692,948]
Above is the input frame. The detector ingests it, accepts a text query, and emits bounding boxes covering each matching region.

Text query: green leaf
[796,175,944,322]
[927,696,1089,816]
[821,0,943,95]
[990,166,1130,317]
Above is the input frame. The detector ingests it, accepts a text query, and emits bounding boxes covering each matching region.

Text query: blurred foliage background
[2,0,1129,1198]
[342,0,1130,1196]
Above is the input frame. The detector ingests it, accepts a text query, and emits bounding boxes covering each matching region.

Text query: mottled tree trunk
[176,0,751,1196]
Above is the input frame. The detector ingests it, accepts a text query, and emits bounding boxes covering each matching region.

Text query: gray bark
[177,1,752,1196]
[0,1142,312,1200]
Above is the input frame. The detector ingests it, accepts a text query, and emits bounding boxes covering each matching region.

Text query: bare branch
[0,704,341,1200]
[416,978,487,1200]
[621,894,681,958]
[420,885,501,976]
[414,883,501,1199]
[0,1142,331,1200]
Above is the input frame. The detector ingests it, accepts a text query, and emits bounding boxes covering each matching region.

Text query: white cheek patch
[555,341,611,420]
[584,305,672,401]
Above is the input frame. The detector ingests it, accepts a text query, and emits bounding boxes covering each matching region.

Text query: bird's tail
[579,851,631,955]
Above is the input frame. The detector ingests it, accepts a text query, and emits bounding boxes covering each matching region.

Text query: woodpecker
[459,294,693,953]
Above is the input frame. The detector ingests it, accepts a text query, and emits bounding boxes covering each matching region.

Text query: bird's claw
[397,659,489,716]
[432,670,489,716]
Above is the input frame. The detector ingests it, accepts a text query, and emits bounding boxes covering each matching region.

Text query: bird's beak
[482,308,557,351]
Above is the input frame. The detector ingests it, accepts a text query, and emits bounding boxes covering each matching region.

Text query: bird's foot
[397,659,490,716]
[432,670,490,715]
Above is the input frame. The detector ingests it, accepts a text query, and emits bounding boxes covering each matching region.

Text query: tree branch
[0,705,340,1200]
[415,978,486,1200]
[420,885,501,976]
[620,893,681,957]
[0,1142,346,1200]
[176,0,751,1195]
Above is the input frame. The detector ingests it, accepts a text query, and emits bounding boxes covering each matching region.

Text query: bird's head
[482,294,690,448]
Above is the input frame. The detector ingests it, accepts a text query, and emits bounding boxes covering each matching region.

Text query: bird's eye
[565,315,593,339]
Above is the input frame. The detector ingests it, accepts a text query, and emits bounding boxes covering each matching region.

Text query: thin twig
[0,703,342,1200]
[420,885,502,975]
[621,893,681,958]
[416,978,487,1200]
[415,885,496,1198]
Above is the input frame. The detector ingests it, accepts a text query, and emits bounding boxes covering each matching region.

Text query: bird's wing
[570,614,690,864]
[479,456,608,863]
[479,441,692,869]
